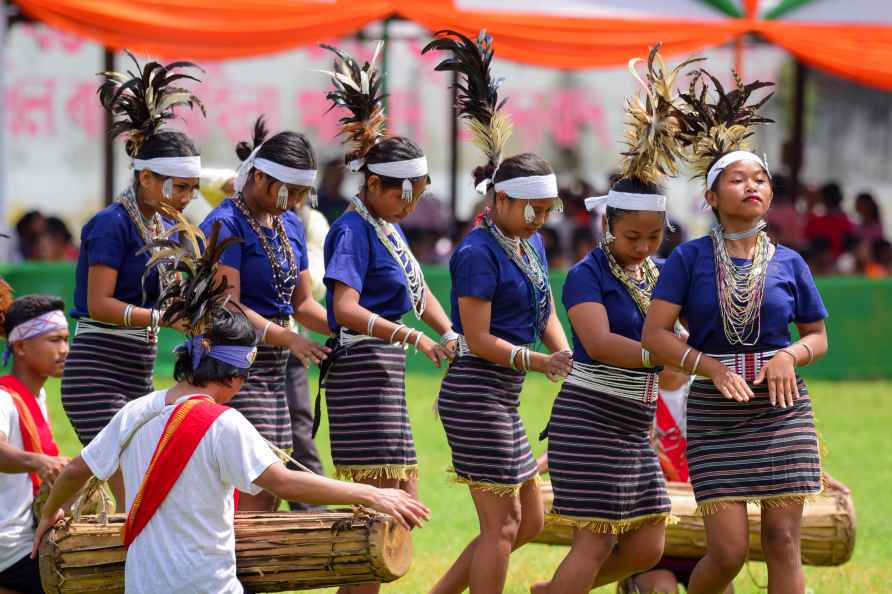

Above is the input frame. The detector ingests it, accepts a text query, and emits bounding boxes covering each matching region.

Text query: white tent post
[0,0,7,245]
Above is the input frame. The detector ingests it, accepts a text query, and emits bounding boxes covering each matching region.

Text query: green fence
[1,261,888,380]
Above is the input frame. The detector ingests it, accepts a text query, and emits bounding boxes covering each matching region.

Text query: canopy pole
[789,60,807,199]
[0,0,7,233]
[448,69,459,234]
[380,17,392,112]
[103,48,115,205]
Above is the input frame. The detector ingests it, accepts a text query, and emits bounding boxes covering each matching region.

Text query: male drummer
[0,293,70,594]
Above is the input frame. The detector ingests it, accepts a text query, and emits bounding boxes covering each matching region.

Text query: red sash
[0,375,59,495]
[655,395,689,482]
[122,395,228,548]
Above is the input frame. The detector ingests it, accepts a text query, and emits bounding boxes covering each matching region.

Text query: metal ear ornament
[308,188,318,209]
[401,178,413,202]
[276,184,289,210]
[162,178,173,200]
[523,203,536,224]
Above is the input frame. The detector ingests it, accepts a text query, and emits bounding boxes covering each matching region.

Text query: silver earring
[605,230,615,243]
[276,184,289,210]
[161,178,173,200]
[308,189,318,209]
[523,203,536,224]
[401,179,413,202]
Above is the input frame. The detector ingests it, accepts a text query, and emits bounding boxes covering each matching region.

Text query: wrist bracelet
[690,351,704,375]
[260,320,273,344]
[680,347,693,371]
[123,304,134,328]
[367,313,380,338]
[440,329,459,345]
[779,348,797,365]
[641,348,651,368]
[509,345,522,370]
[801,342,815,366]
[389,323,406,344]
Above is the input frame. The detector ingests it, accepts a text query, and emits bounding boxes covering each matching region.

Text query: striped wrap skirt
[228,344,291,450]
[687,375,822,515]
[547,375,671,534]
[61,319,156,445]
[437,354,538,497]
[324,339,416,481]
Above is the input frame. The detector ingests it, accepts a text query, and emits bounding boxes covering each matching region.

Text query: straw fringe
[696,492,819,516]
[546,511,677,536]
[446,467,533,498]
[335,464,418,482]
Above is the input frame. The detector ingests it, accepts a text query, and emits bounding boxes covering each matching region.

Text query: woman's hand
[441,338,459,361]
[711,367,754,403]
[287,333,331,367]
[535,350,573,382]
[754,352,798,408]
[417,335,451,369]
[31,507,64,559]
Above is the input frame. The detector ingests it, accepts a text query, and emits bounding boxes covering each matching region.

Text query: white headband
[584,190,667,212]
[476,174,558,200]
[132,156,201,179]
[234,145,318,193]
[706,150,771,189]
[347,156,429,179]
[7,310,68,343]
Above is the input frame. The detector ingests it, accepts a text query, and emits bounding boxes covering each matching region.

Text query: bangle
[509,345,522,370]
[389,323,406,344]
[801,342,815,366]
[367,313,379,337]
[690,351,704,375]
[150,308,160,329]
[641,348,651,368]
[680,347,693,371]
[123,304,134,328]
[413,330,424,352]
[522,347,531,372]
[779,349,798,365]
[440,329,459,345]
[260,320,273,344]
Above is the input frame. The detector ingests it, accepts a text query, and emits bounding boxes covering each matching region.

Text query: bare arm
[568,302,651,368]
[419,281,453,337]
[87,265,160,328]
[642,299,753,402]
[459,296,571,380]
[539,291,571,354]
[32,456,94,558]
[291,269,330,336]
[753,319,828,409]
[216,265,328,365]
[253,462,430,530]
[0,435,67,480]
[332,282,450,368]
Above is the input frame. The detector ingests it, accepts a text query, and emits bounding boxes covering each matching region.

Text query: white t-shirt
[0,386,49,572]
[81,390,279,594]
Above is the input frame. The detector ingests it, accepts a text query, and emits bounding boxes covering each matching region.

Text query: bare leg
[591,522,666,586]
[530,529,615,594]
[687,503,749,594]
[761,501,806,594]
[626,569,681,594]
[108,469,125,513]
[337,475,417,594]
[429,479,541,594]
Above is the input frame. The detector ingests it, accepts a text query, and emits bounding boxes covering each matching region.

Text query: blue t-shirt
[449,227,548,346]
[562,247,658,365]
[323,211,415,333]
[652,236,828,354]
[71,203,172,319]
[200,199,309,319]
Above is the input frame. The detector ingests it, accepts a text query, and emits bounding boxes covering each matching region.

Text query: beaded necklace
[118,186,175,297]
[710,225,776,346]
[348,195,427,319]
[601,242,659,316]
[481,212,550,338]
[233,195,297,307]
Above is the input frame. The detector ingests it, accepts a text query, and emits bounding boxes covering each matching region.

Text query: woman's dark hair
[605,177,666,232]
[856,192,879,221]
[173,307,257,387]
[358,136,427,190]
[472,152,554,191]
[820,182,844,209]
[1,295,65,339]
[236,116,316,193]
[45,216,73,244]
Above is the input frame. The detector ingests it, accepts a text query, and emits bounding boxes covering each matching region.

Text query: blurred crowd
[14,162,891,278]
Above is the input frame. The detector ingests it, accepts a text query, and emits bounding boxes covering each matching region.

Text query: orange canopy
[12,0,892,91]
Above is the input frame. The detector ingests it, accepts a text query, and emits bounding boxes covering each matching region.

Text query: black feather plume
[422,29,512,167]
[97,50,206,158]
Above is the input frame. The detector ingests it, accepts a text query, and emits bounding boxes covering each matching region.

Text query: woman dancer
[62,53,205,508]
[201,116,330,511]
[423,30,572,594]
[642,68,828,594]
[318,43,456,594]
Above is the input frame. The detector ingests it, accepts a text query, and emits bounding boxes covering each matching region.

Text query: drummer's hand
[35,455,69,485]
[31,507,64,559]
[367,488,430,531]
[755,352,798,408]
[288,334,330,367]
[823,472,851,495]
[712,368,753,402]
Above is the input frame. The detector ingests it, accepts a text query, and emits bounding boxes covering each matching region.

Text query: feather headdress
[140,205,240,337]
[674,68,774,183]
[422,29,512,170]
[97,50,205,158]
[619,44,705,187]
[319,43,387,161]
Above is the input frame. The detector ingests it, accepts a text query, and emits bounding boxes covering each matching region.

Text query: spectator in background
[315,158,347,222]
[45,217,79,261]
[538,226,566,269]
[855,192,885,243]
[864,239,892,278]
[804,182,854,258]
[804,237,836,276]
[658,219,686,260]
[765,175,805,250]
[401,191,450,264]
[14,211,46,261]
[570,227,596,264]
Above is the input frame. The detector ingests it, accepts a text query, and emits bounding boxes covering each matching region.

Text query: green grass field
[45,375,891,594]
